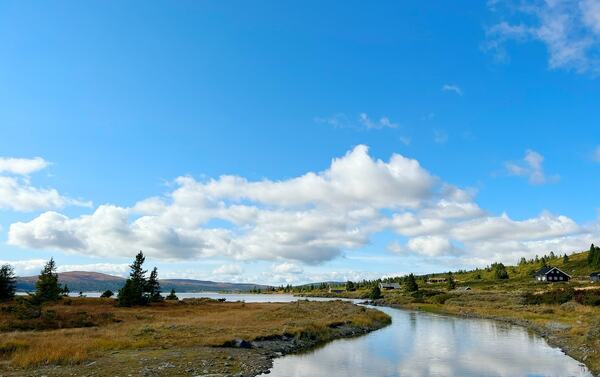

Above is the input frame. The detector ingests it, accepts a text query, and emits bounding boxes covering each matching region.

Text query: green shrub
[523,288,574,305]
[574,290,600,306]
[430,293,453,304]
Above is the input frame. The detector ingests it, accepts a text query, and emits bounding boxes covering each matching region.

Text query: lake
[63,291,339,302]
[64,292,592,376]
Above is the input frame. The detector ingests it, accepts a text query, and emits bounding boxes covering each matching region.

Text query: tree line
[0,251,179,306]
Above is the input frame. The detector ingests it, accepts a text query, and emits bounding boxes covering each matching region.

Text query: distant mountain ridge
[16,271,270,293]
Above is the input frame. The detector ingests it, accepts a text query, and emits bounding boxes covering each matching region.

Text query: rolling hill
[16,271,269,293]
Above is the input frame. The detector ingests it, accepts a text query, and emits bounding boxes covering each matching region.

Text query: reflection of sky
[263,306,592,377]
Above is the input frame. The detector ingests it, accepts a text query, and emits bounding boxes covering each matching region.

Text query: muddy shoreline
[0,319,389,377]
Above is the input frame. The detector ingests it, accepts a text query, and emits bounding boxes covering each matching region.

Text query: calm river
[72,292,592,376]
[262,305,591,377]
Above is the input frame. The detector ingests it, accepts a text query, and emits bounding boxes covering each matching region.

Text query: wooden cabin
[379,282,401,290]
[427,277,447,284]
[534,266,571,283]
[591,272,600,282]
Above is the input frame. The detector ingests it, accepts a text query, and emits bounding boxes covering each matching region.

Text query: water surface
[57,292,592,376]
[64,291,341,302]
[262,305,592,377]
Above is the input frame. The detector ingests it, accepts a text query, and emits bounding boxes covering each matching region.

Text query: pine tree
[118,279,138,307]
[447,272,456,290]
[146,267,162,302]
[491,262,509,280]
[130,251,147,289]
[370,285,382,300]
[588,244,596,266]
[118,251,149,307]
[34,258,64,302]
[563,254,569,264]
[166,289,178,300]
[0,264,16,301]
[345,281,356,291]
[405,273,418,292]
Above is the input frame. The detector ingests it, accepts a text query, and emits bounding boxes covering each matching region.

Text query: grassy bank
[372,290,600,376]
[302,250,600,376]
[0,297,390,376]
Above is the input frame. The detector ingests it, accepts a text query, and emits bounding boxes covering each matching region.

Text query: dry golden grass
[0,298,389,368]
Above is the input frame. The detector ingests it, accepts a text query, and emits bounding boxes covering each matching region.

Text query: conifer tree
[0,264,16,301]
[34,258,64,302]
[588,244,596,266]
[447,272,456,290]
[166,288,178,300]
[146,267,162,302]
[370,284,382,300]
[405,273,418,292]
[491,262,509,280]
[118,251,149,307]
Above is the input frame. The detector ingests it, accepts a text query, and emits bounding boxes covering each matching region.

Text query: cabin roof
[534,266,571,278]
[379,282,401,288]
[591,272,600,277]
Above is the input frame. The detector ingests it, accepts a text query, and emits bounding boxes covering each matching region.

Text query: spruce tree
[118,251,149,306]
[146,267,162,302]
[370,285,382,300]
[588,244,596,266]
[492,262,509,280]
[447,272,456,290]
[35,258,64,302]
[405,273,418,292]
[0,264,16,301]
[130,251,147,290]
[166,288,178,300]
[563,254,569,264]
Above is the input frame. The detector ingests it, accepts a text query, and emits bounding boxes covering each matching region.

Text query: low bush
[574,290,600,306]
[430,293,453,305]
[523,288,575,305]
[523,287,600,306]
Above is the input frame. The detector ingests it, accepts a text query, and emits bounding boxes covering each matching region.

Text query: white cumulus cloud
[6,145,596,268]
[0,157,48,175]
[0,157,90,212]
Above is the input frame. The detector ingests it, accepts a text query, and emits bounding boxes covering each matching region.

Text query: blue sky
[1,1,600,284]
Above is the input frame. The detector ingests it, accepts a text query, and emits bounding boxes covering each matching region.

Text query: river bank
[363,290,599,376]
[0,297,390,376]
